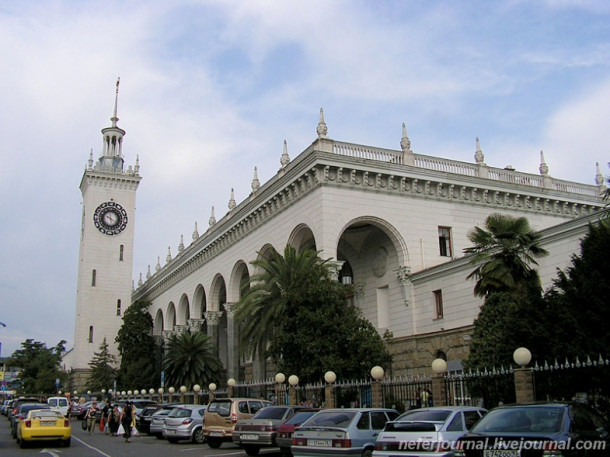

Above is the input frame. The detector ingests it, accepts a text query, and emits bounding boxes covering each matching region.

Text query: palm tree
[162,331,223,388]
[464,213,549,297]
[235,245,331,360]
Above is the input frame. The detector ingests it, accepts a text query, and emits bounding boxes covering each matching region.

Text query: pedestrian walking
[120,401,135,442]
[85,402,98,434]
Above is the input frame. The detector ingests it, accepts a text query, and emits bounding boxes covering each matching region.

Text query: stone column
[325,384,335,408]
[289,386,298,406]
[371,380,383,408]
[205,311,223,357]
[223,302,239,380]
[514,368,535,403]
[431,374,447,406]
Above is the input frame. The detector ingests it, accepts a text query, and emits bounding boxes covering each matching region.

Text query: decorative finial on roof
[111,77,120,127]
[134,155,140,175]
[209,206,216,226]
[539,150,549,176]
[156,256,161,271]
[251,167,260,192]
[280,140,290,168]
[474,137,485,165]
[166,246,172,263]
[400,123,411,152]
[228,188,236,211]
[595,162,604,186]
[192,221,199,240]
[138,272,143,287]
[316,108,328,138]
[146,265,151,279]
[88,149,94,169]
[178,234,185,252]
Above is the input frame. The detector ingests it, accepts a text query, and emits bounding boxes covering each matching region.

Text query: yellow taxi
[17,409,72,448]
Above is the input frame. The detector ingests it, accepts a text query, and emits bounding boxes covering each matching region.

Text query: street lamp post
[275,373,285,405]
[209,383,217,402]
[324,371,336,408]
[370,366,384,408]
[431,358,448,407]
[288,376,299,406]
[513,347,534,403]
[227,378,236,399]
[193,384,201,404]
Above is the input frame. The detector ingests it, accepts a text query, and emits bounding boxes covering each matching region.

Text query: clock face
[93,202,128,235]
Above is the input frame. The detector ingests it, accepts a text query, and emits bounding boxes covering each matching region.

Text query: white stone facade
[131,118,606,380]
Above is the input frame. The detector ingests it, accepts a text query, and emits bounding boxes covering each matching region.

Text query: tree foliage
[9,339,67,394]
[464,213,549,297]
[86,337,118,392]
[163,331,223,388]
[236,245,390,384]
[115,299,159,389]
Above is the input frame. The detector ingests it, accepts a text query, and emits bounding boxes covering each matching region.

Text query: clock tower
[65,79,141,389]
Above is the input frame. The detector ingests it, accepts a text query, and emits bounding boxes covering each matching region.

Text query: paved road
[0,414,283,457]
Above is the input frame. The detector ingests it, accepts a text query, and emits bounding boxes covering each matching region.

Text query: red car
[276,409,321,457]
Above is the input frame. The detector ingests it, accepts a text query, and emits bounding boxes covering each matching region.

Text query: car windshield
[153,409,171,416]
[21,404,49,413]
[304,411,356,428]
[472,407,564,434]
[284,411,319,425]
[397,410,452,422]
[254,407,289,420]
[208,400,232,417]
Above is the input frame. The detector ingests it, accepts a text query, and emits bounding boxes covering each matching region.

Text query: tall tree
[236,245,389,384]
[236,246,328,360]
[9,339,67,394]
[86,337,118,392]
[163,331,223,388]
[115,299,159,390]
[464,213,549,297]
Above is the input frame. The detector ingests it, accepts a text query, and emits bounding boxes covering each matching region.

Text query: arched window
[91,269,97,286]
[88,326,94,343]
[116,299,121,316]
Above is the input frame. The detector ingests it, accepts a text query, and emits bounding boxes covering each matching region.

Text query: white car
[47,397,70,417]
[373,407,486,457]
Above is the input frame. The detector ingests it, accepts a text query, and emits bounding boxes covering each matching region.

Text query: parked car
[454,402,610,457]
[204,397,273,448]
[373,406,487,457]
[139,404,177,434]
[130,399,158,421]
[291,408,399,457]
[150,408,174,439]
[11,403,50,438]
[16,409,71,448]
[8,397,40,421]
[147,404,179,436]
[1,399,13,416]
[233,405,307,456]
[47,396,71,417]
[277,409,323,456]
[162,404,207,444]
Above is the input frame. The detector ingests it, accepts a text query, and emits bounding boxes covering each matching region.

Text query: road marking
[39,449,62,457]
[71,435,114,457]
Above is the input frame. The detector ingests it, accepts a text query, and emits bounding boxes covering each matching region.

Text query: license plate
[484,450,520,457]
[241,434,259,440]
[210,432,224,437]
[308,439,332,447]
[166,430,175,434]
[41,421,56,426]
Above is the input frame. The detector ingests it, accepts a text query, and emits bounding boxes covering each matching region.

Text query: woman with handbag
[120,401,134,443]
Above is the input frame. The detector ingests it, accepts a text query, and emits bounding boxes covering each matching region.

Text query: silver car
[373,406,487,457]
[233,405,305,456]
[162,404,206,444]
[150,408,173,438]
[292,408,399,457]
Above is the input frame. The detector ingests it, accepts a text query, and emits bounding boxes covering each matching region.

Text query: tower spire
[111,77,120,127]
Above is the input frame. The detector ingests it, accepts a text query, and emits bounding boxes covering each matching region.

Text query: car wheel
[207,437,222,448]
[19,439,27,449]
[192,428,205,444]
[64,438,71,447]
[244,445,261,456]
[280,447,292,457]
[155,433,164,440]
[167,438,179,444]
[362,449,373,457]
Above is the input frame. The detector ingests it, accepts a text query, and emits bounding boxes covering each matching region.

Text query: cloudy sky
[1,0,609,358]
